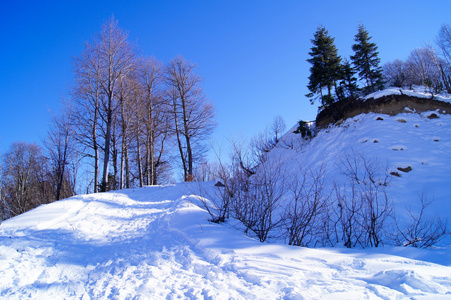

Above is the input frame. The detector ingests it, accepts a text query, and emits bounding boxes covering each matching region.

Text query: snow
[1,88,451,299]
[1,183,451,299]
[364,86,451,104]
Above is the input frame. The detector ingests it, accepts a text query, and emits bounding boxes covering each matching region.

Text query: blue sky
[1,0,450,157]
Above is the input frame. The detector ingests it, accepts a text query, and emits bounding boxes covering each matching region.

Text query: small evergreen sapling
[294,121,312,138]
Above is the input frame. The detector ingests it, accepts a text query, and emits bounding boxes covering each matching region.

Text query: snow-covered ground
[1,89,451,299]
[1,183,450,299]
[363,86,451,103]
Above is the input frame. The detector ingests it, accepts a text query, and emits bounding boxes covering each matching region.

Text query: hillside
[1,88,451,299]
[275,88,451,225]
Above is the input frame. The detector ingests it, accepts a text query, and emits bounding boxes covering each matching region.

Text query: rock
[397,166,412,173]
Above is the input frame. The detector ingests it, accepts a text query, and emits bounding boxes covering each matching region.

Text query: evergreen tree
[306,26,342,108]
[351,24,384,94]
[338,59,359,99]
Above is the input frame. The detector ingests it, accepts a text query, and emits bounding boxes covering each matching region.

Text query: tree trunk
[180,95,193,178]
[102,102,112,192]
[136,116,144,187]
[93,104,99,193]
[172,97,188,179]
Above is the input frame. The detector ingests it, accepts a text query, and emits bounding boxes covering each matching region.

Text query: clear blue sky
[1,0,450,157]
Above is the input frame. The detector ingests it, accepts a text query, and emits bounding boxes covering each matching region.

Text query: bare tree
[193,160,221,182]
[192,143,240,223]
[71,17,136,192]
[0,156,6,221]
[271,115,286,144]
[43,109,77,201]
[165,56,215,181]
[248,116,287,162]
[116,74,136,189]
[383,59,407,88]
[71,39,103,193]
[333,181,366,248]
[137,57,172,185]
[359,160,392,248]
[0,143,49,219]
[96,17,137,191]
[191,163,236,223]
[405,47,442,93]
[436,24,451,93]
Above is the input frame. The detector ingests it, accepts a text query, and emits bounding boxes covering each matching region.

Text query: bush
[392,194,448,248]
[294,121,312,138]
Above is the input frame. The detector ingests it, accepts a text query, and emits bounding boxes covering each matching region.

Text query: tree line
[70,17,215,192]
[1,17,215,221]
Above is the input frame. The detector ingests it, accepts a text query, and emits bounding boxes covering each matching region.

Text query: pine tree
[338,59,359,99]
[351,24,384,94]
[306,26,342,108]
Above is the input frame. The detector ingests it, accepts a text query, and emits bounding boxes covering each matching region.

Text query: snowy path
[1,183,451,299]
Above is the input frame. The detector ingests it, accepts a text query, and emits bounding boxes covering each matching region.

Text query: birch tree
[72,16,136,191]
[96,17,136,191]
[165,56,215,181]
[71,40,103,193]
[138,57,172,185]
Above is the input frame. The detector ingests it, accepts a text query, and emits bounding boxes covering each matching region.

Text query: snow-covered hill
[277,105,451,218]
[296,89,450,207]
[1,183,451,299]
[1,88,451,299]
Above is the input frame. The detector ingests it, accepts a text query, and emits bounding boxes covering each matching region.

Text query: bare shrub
[231,156,287,242]
[392,193,448,248]
[282,164,331,247]
[333,181,366,248]
[336,151,393,247]
[188,143,239,224]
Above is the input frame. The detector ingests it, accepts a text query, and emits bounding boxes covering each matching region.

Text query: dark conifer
[339,59,359,99]
[351,24,384,94]
[306,26,342,108]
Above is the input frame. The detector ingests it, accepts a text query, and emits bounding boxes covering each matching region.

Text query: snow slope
[1,183,451,299]
[275,107,451,229]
